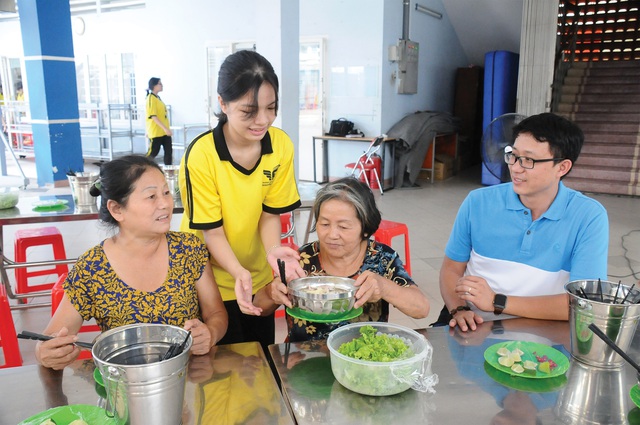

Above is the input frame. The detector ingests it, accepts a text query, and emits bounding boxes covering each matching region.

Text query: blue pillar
[17,0,83,186]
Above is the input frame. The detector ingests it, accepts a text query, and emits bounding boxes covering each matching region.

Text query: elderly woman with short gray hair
[254,177,430,341]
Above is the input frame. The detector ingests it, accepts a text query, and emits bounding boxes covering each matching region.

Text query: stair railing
[551,1,578,113]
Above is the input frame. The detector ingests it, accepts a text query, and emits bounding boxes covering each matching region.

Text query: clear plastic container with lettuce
[327,323,438,396]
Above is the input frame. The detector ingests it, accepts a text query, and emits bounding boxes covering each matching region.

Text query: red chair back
[0,282,22,368]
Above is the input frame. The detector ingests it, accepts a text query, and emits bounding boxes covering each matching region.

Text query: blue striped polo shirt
[445,182,609,297]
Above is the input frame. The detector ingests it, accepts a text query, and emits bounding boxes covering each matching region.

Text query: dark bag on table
[327,118,354,137]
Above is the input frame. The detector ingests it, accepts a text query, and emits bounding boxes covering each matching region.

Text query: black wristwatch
[493,293,507,315]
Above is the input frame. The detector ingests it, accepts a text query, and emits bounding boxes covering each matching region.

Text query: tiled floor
[2,155,639,366]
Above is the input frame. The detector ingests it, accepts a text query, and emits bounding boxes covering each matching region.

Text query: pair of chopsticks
[17,330,94,350]
[277,259,287,285]
[162,331,191,361]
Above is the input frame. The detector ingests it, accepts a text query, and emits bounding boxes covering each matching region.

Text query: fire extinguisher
[368,154,382,189]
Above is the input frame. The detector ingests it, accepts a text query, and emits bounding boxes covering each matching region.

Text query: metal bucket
[565,279,640,368]
[92,323,192,425]
[68,172,98,210]
[161,165,180,202]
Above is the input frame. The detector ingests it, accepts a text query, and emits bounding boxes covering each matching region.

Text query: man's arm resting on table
[439,256,468,312]
[501,293,569,321]
[440,256,569,322]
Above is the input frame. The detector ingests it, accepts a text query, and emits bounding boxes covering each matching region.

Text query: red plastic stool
[373,220,412,275]
[0,282,23,368]
[280,212,296,246]
[14,226,68,303]
[51,273,99,359]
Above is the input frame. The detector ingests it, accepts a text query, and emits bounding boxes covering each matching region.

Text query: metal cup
[67,172,98,209]
[161,165,180,202]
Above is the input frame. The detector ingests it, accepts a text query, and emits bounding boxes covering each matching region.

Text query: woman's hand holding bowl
[353,271,386,308]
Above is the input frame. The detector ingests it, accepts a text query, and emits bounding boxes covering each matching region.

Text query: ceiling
[441,0,524,66]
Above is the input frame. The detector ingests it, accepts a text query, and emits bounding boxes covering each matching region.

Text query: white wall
[381,0,469,131]
[0,0,470,178]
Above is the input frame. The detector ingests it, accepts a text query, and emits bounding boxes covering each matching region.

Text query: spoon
[587,323,640,374]
[17,330,94,349]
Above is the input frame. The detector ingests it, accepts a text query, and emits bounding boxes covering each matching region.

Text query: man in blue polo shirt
[438,112,608,331]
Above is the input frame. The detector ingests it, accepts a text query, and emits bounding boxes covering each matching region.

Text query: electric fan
[481,113,527,184]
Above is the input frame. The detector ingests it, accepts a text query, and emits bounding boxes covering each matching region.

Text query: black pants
[430,305,453,327]
[218,300,275,354]
[147,135,173,165]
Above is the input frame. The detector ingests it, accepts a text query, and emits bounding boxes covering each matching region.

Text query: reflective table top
[268,319,640,425]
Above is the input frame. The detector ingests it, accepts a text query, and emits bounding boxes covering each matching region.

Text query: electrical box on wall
[397,39,419,94]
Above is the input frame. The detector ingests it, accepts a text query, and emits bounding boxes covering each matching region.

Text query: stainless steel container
[162,165,181,202]
[92,323,192,425]
[288,276,357,315]
[565,279,640,367]
[68,172,98,211]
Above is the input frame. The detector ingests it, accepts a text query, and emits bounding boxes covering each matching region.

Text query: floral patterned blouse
[286,239,415,342]
[64,231,208,331]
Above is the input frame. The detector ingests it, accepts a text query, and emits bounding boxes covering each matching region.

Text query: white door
[298,38,325,182]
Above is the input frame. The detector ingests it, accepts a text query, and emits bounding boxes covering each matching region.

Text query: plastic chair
[0,282,22,368]
[345,135,385,195]
[14,226,68,303]
[276,213,299,319]
[373,219,412,275]
[280,212,296,247]
[51,273,99,359]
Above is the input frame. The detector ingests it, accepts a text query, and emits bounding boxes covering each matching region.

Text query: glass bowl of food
[288,276,357,318]
[327,322,433,396]
[0,187,20,210]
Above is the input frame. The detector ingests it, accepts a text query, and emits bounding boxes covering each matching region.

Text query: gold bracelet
[265,244,280,259]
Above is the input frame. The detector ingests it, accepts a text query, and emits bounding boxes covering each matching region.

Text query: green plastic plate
[94,367,104,387]
[483,340,569,379]
[286,306,363,323]
[630,384,640,409]
[33,199,69,211]
[18,404,115,425]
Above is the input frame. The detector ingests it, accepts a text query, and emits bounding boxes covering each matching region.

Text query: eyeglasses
[503,148,565,170]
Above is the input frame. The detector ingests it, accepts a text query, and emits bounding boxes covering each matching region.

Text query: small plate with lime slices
[484,340,569,379]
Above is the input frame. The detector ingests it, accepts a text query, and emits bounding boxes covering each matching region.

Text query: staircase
[555,61,640,197]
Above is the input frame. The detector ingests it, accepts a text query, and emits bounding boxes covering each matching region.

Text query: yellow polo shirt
[146,93,169,138]
[179,122,300,301]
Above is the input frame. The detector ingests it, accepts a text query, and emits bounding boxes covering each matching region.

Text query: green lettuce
[338,325,409,362]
